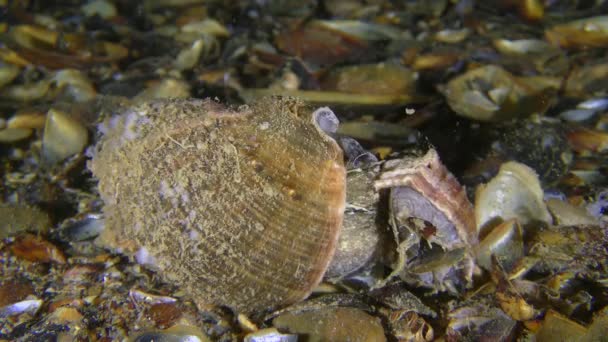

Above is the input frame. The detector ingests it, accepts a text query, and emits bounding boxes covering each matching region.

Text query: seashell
[132,325,211,342]
[10,234,66,264]
[89,97,346,313]
[320,63,417,97]
[0,62,21,88]
[388,310,434,342]
[474,219,523,272]
[0,127,33,143]
[443,65,557,122]
[545,198,599,226]
[81,0,117,19]
[566,127,608,153]
[545,15,608,49]
[535,310,588,341]
[375,148,478,250]
[42,108,89,164]
[0,298,43,318]
[433,28,470,44]
[273,306,386,342]
[493,39,553,55]
[374,149,478,293]
[474,161,552,236]
[564,63,608,98]
[447,298,518,339]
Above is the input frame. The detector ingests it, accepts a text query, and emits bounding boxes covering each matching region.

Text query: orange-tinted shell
[89,97,346,313]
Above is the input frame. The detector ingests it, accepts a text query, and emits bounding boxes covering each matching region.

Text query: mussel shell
[90,97,346,313]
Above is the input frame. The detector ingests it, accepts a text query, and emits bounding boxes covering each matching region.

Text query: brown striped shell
[89,97,346,314]
[375,149,478,249]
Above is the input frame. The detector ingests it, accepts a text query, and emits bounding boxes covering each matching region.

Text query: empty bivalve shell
[89,97,346,314]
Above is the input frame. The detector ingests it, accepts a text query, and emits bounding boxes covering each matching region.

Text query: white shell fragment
[475,161,552,235]
[493,39,554,55]
[81,0,117,19]
[244,328,297,342]
[546,199,599,226]
[0,298,43,318]
[133,78,191,102]
[52,69,97,102]
[174,39,205,70]
[42,108,88,164]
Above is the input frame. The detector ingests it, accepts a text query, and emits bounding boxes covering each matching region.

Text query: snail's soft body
[90,97,346,313]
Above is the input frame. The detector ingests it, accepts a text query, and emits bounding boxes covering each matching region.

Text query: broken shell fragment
[320,63,417,97]
[434,28,470,44]
[7,110,47,130]
[375,148,478,249]
[90,97,346,314]
[546,15,608,49]
[9,234,66,264]
[546,199,599,226]
[133,78,191,102]
[564,63,608,98]
[493,38,553,56]
[0,298,43,318]
[475,219,524,272]
[0,62,20,88]
[244,328,297,342]
[131,325,211,342]
[6,24,128,69]
[42,108,89,164]
[535,310,588,341]
[273,307,386,342]
[276,20,402,67]
[566,127,608,153]
[446,296,518,340]
[495,285,536,321]
[81,0,117,19]
[0,127,32,143]
[51,69,97,103]
[375,149,477,292]
[475,161,552,236]
[444,65,556,122]
[387,310,434,342]
[492,38,566,73]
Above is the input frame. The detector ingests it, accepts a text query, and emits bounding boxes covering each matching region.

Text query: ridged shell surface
[374,149,478,249]
[89,97,346,313]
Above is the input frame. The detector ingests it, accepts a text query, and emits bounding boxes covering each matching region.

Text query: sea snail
[90,97,347,314]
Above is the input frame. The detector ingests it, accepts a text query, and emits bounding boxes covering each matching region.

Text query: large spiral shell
[89,97,346,313]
